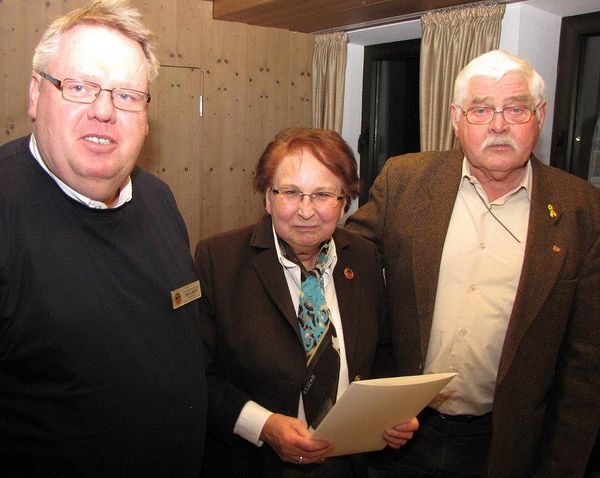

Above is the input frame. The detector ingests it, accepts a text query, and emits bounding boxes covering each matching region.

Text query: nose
[87,90,117,122]
[296,195,316,219]
[489,110,509,133]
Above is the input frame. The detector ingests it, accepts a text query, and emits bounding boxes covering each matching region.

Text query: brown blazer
[194,214,388,476]
[346,150,600,478]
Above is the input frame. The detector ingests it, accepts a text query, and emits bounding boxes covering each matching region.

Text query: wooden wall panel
[287,32,314,127]
[141,66,204,250]
[0,0,315,246]
[199,2,251,237]
[245,25,290,219]
[138,0,203,67]
[1,1,67,141]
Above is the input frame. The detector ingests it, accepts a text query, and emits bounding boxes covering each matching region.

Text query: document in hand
[311,372,457,457]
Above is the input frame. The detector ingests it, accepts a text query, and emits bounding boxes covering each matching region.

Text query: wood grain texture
[0,0,314,248]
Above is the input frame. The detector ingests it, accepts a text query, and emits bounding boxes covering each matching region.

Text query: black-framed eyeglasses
[270,187,344,209]
[40,72,151,112]
[460,104,537,125]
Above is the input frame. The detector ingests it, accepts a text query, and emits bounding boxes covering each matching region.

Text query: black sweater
[0,136,206,477]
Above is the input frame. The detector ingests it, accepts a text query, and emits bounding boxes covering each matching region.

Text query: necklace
[469,180,522,244]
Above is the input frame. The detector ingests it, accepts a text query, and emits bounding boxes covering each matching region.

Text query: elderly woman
[195,128,417,477]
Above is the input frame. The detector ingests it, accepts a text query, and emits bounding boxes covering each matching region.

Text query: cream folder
[311,372,457,457]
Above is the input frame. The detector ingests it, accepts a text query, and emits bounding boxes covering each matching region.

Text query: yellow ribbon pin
[547,204,557,218]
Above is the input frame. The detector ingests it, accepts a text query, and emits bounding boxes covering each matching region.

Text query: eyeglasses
[270,187,344,209]
[40,72,151,112]
[461,104,537,125]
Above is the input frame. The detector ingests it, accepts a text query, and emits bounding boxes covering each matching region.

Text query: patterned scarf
[280,239,340,428]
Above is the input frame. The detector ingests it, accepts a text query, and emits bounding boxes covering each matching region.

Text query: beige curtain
[420,3,505,151]
[312,32,348,132]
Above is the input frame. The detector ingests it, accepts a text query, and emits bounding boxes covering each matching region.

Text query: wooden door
[139,66,204,252]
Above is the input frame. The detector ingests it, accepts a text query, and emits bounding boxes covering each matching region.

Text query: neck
[471,168,526,203]
[295,250,318,271]
[97,177,129,208]
[279,240,320,271]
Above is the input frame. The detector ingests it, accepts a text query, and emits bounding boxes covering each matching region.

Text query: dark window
[551,11,600,189]
[359,39,421,204]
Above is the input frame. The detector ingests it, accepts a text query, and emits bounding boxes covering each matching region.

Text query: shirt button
[480,242,486,249]
[459,328,467,335]
[469,284,477,291]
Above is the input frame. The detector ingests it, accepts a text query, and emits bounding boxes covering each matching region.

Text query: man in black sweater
[0,1,206,476]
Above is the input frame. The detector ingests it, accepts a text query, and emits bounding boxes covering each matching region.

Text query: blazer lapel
[331,229,360,372]
[411,151,464,359]
[497,159,567,383]
[250,215,301,341]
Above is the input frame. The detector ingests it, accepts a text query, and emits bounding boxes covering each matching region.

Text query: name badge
[171,280,201,310]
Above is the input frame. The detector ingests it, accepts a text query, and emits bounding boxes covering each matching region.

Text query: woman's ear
[265,190,273,215]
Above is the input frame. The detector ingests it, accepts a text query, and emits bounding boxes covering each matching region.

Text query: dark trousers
[371,407,493,478]
[283,456,356,478]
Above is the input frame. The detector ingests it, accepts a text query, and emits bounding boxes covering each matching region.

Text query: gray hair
[453,49,545,109]
[32,0,159,85]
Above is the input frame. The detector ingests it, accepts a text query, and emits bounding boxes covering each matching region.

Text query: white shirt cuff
[233,400,273,446]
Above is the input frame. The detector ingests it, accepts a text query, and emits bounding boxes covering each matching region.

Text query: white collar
[460,156,532,203]
[270,221,337,273]
[29,134,132,209]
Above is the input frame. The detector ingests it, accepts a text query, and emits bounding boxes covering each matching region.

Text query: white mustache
[481,136,517,150]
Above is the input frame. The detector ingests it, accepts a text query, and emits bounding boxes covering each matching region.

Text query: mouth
[83,135,115,146]
[486,143,514,150]
[294,225,319,231]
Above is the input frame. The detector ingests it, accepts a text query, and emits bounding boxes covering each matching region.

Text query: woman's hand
[382,416,419,448]
[260,413,334,465]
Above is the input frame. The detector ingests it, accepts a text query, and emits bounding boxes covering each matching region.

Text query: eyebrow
[470,94,531,105]
[276,184,339,193]
[64,73,147,92]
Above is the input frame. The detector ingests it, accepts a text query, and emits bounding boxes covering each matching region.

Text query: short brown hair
[253,128,360,212]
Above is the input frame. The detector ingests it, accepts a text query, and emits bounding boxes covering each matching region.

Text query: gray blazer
[346,150,600,478]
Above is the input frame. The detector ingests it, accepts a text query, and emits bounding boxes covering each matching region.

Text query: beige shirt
[424,158,532,415]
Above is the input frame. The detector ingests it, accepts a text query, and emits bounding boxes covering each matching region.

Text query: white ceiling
[347,0,600,46]
[525,0,600,17]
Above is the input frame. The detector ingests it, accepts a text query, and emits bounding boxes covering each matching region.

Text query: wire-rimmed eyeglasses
[460,104,537,125]
[270,187,344,209]
[40,72,151,113]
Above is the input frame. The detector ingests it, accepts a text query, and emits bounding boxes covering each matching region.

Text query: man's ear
[536,101,547,130]
[28,72,42,122]
[450,104,460,135]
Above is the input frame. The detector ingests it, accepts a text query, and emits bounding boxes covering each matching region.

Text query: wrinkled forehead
[464,71,533,104]
[52,24,148,87]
